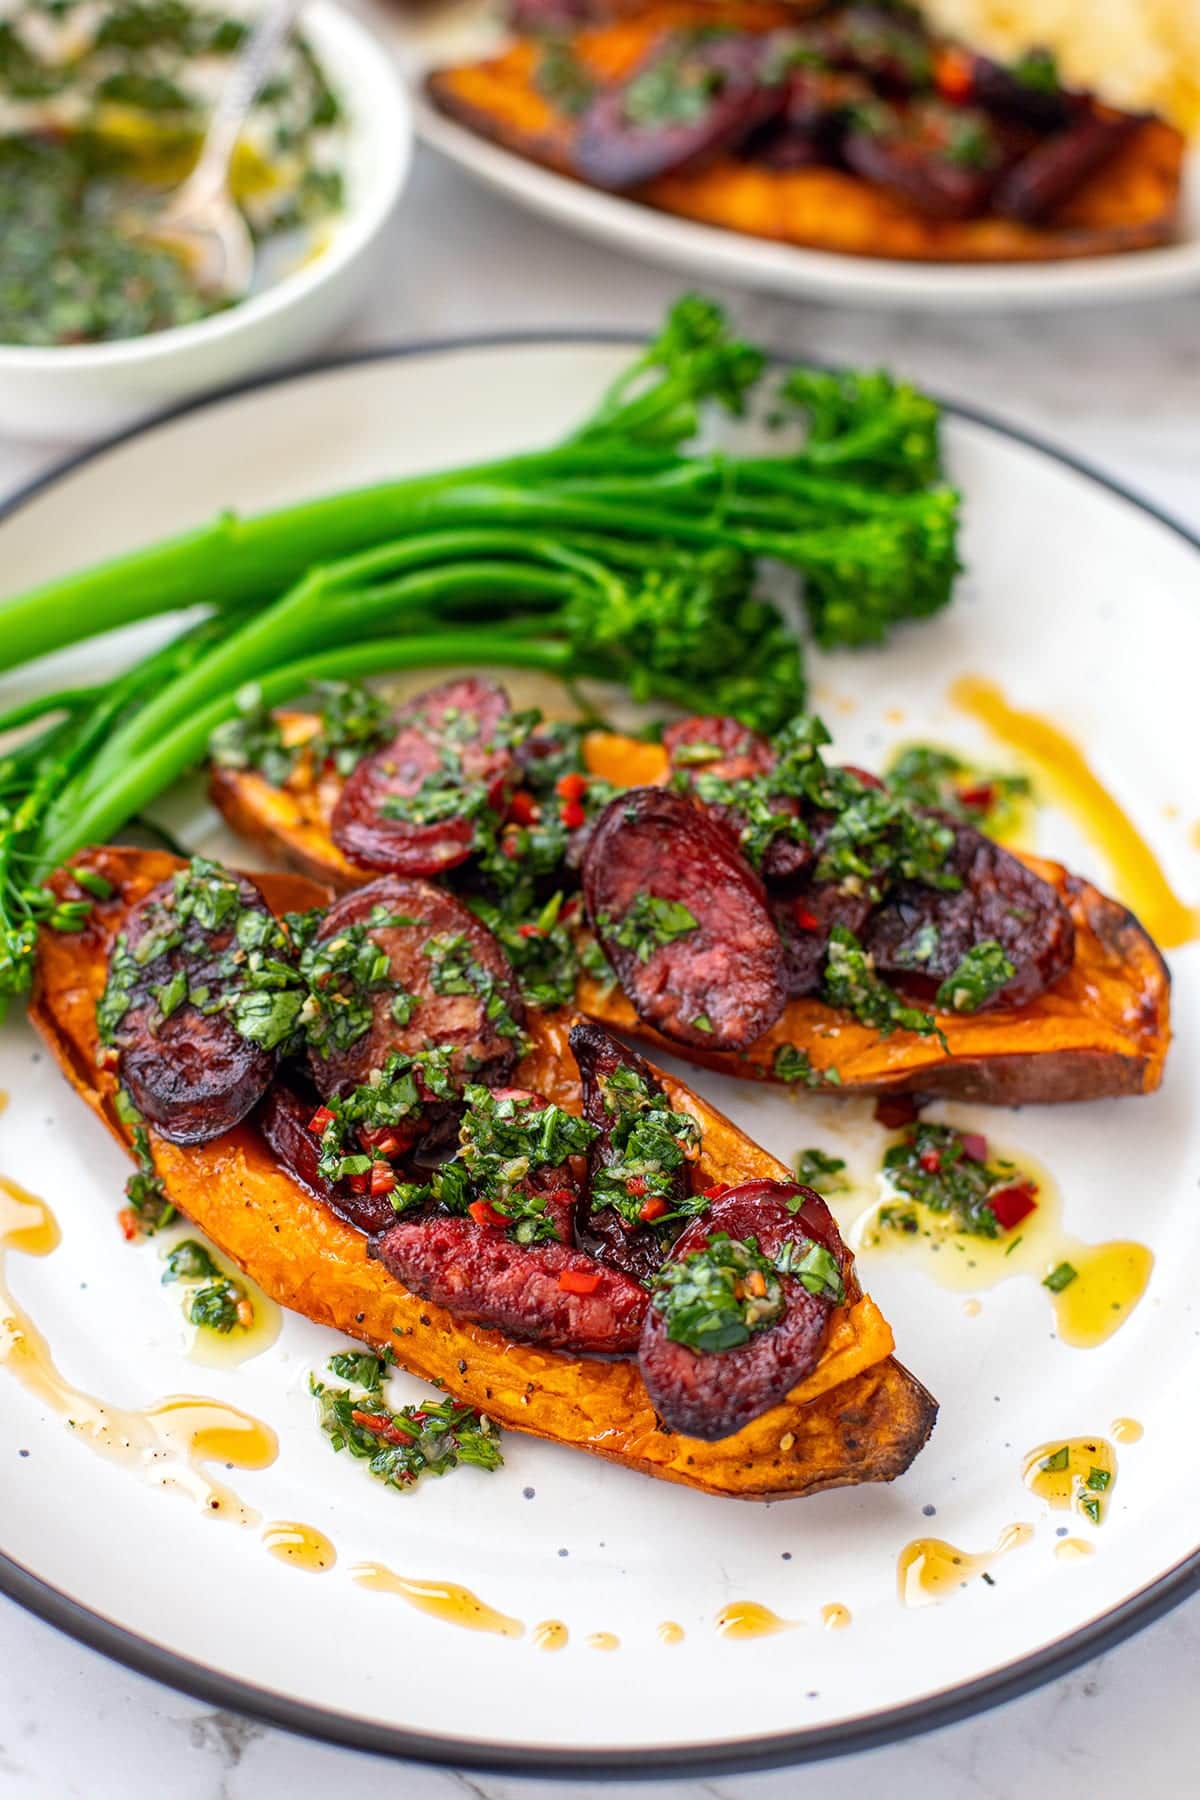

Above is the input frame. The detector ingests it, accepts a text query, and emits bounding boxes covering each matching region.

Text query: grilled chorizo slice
[582,787,787,1051]
[570,1019,693,1284]
[102,866,283,1145]
[371,1217,647,1353]
[866,820,1075,1009]
[256,1081,398,1234]
[304,876,524,1099]
[575,32,785,190]
[330,677,515,876]
[639,1181,848,1441]
[664,714,812,883]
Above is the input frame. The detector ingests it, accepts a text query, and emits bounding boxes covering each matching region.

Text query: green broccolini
[0,296,961,1009]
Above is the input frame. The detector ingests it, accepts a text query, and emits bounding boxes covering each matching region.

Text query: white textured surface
[1,120,1198,1794]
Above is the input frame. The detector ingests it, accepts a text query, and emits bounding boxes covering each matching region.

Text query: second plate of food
[0,324,1197,1772]
[393,0,1200,310]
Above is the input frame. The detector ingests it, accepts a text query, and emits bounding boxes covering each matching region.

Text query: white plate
[0,336,1198,1774]
[384,0,1200,312]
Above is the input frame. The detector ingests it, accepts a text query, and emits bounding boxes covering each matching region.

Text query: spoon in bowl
[145,0,304,300]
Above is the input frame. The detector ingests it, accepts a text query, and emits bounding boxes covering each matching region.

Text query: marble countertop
[1,128,1198,1799]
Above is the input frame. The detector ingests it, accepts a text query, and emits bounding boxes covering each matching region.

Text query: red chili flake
[919,1149,942,1174]
[701,1181,729,1200]
[560,896,580,922]
[555,771,588,802]
[370,1163,397,1197]
[352,1409,418,1445]
[507,789,539,827]
[560,798,587,831]
[558,1267,602,1295]
[117,1207,139,1242]
[468,1198,509,1230]
[517,923,545,939]
[934,45,974,102]
[548,1188,575,1207]
[625,1176,649,1198]
[500,830,524,861]
[957,782,995,812]
[960,1131,990,1163]
[638,1196,669,1223]
[843,764,885,790]
[348,1172,370,1195]
[792,904,820,932]
[874,1094,920,1129]
[987,1183,1038,1231]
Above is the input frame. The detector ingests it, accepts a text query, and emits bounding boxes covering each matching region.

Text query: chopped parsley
[773,1236,845,1303]
[295,902,422,1060]
[209,680,391,785]
[823,924,944,1043]
[98,858,303,1052]
[467,890,581,1012]
[623,37,726,130]
[435,1084,598,1244]
[590,1061,702,1228]
[1043,1261,1078,1293]
[113,1086,175,1235]
[602,892,699,964]
[651,1233,785,1353]
[772,1044,842,1088]
[881,1121,1036,1240]
[885,743,1032,838]
[311,1353,502,1490]
[935,940,1016,1013]
[312,1048,456,1183]
[535,38,596,116]
[792,1148,848,1195]
[161,1235,250,1334]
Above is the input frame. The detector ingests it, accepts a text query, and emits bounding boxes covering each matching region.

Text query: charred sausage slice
[582,788,787,1051]
[772,884,875,998]
[639,1181,847,1441]
[575,33,785,191]
[993,110,1136,223]
[104,867,283,1145]
[304,875,524,1099]
[330,677,515,875]
[664,714,811,883]
[570,1019,694,1284]
[255,1082,398,1234]
[865,820,1075,1009]
[371,1217,647,1353]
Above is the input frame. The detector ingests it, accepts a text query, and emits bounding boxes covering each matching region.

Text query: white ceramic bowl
[0,2,412,442]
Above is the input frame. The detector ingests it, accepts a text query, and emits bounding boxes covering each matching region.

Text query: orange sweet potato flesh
[30,845,936,1501]
[209,719,1171,1105]
[426,9,1185,264]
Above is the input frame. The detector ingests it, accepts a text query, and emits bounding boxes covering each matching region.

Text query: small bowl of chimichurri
[0,1,411,438]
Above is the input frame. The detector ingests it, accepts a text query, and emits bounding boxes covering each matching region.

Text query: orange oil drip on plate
[1112,1417,1144,1444]
[0,1178,276,1524]
[897,1523,1033,1607]
[532,1620,569,1652]
[950,675,1199,948]
[820,1603,852,1630]
[586,1631,620,1652]
[262,1520,336,1573]
[657,1620,685,1645]
[352,1564,524,1638]
[715,1601,797,1639]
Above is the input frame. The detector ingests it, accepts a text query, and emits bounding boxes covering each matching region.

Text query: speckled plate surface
[0,336,1197,1773]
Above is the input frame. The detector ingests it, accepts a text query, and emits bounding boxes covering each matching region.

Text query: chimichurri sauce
[0,1,345,347]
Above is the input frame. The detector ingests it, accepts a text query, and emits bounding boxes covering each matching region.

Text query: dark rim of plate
[0,328,1197,1777]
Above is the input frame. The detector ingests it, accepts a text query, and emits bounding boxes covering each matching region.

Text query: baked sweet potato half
[209,716,1170,1105]
[30,845,936,1501]
[426,6,1185,264]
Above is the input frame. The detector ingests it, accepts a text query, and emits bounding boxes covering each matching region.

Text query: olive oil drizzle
[351,1563,525,1638]
[714,1601,797,1639]
[951,675,1199,948]
[0,1177,276,1523]
[898,1523,1034,1606]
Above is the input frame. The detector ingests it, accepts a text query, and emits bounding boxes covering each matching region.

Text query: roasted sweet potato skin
[209,722,1171,1105]
[425,9,1184,264]
[31,845,935,1501]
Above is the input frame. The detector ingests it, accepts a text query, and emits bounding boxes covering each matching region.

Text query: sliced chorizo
[570,1019,691,1284]
[106,869,280,1145]
[330,677,515,875]
[371,1216,647,1353]
[639,1181,848,1441]
[304,875,524,1099]
[865,820,1075,1009]
[664,714,811,883]
[582,787,787,1051]
[255,1082,398,1234]
[772,884,875,998]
